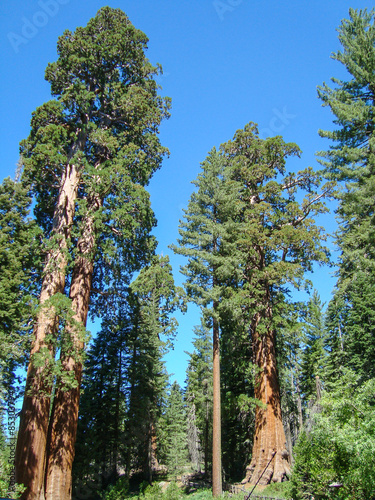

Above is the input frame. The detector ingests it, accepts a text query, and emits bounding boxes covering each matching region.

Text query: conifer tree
[160,381,189,479]
[220,311,254,482]
[184,322,213,476]
[125,255,184,482]
[73,308,130,495]
[15,8,170,499]
[0,178,41,395]
[299,291,326,402]
[318,8,375,384]
[172,149,240,496]
[219,123,331,485]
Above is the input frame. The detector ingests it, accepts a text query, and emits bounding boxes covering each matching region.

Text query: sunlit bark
[16,163,81,500]
[243,309,290,485]
[45,197,100,500]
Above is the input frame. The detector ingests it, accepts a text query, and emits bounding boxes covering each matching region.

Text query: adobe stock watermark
[7,0,70,54]
[213,0,244,21]
[259,107,297,139]
[7,389,17,497]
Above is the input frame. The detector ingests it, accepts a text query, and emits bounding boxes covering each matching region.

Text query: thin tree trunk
[242,312,290,485]
[45,196,100,500]
[212,312,222,497]
[292,367,303,432]
[16,162,81,500]
[204,396,209,479]
[283,405,293,465]
[113,341,122,478]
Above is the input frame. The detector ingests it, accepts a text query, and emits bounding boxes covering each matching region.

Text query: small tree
[161,382,189,479]
[185,322,213,476]
[126,255,184,482]
[0,178,41,396]
[299,291,326,403]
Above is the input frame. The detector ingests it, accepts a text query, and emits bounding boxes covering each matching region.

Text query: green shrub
[290,371,375,499]
[101,476,130,500]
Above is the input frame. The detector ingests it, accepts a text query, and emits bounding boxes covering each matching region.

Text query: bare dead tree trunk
[16,163,81,500]
[212,312,222,497]
[44,196,100,500]
[242,312,290,486]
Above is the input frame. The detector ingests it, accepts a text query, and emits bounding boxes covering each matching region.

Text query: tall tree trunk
[16,163,81,500]
[242,311,290,485]
[44,196,100,500]
[212,313,222,497]
[204,396,209,479]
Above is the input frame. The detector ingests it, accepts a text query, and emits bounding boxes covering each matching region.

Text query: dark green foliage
[159,382,189,479]
[299,291,326,402]
[126,255,184,479]
[291,371,375,500]
[0,177,42,393]
[73,311,130,493]
[184,322,213,475]
[74,255,184,491]
[220,315,255,483]
[319,8,375,385]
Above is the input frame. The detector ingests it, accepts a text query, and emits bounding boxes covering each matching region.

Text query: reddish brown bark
[212,313,222,497]
[16,163,81,500]
[45,197,100,500]
[242,314,290,485]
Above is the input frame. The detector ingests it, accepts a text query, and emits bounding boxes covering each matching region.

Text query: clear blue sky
[0,1,368,387]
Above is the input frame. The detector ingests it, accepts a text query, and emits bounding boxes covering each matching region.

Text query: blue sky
[0,0,369,387]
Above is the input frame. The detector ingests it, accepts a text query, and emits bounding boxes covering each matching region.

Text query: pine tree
[0,178,41,396]
[184,322,213,476]
[220,310,254,483]
[15,8,170,499]
[299,291,326,403]
[160,382,189,479]
[126,255,184,482]
[318,8,375,385]
[73,308,130,495]
[172,148,240,496]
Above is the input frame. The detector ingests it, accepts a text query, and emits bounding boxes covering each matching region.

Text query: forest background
[0,0,367,387]
[2,3,375,500]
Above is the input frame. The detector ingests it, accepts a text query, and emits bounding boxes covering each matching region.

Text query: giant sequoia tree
[219,124,331,485]
[15,8,170,500]
[175,124,331,488]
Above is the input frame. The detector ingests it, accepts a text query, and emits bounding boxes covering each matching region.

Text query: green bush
[290,371,375,499]
[101,476,130,500]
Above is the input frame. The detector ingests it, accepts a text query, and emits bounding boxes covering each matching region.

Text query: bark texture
[212,314,222,497]
[16,164,81,500]
[44,197,100,500]
[242,317,290,485]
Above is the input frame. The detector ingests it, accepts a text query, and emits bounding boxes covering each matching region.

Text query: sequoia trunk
[45,196,100,500]
[242,313,290,485]
[16,163,81,500]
